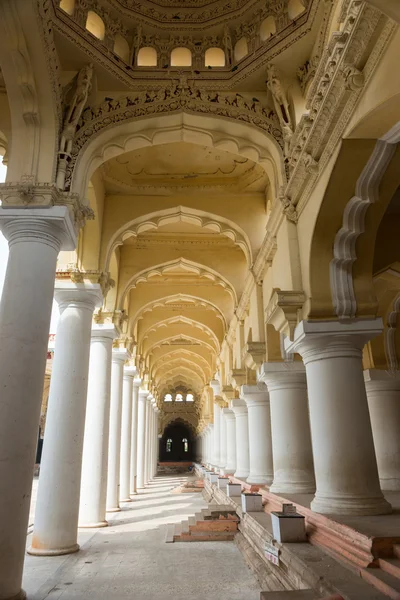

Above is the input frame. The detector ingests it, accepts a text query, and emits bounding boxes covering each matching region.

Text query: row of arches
[59,0,306,68]
[164,393,194,402]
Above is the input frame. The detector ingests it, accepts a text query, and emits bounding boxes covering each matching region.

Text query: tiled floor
[23,474,261,600]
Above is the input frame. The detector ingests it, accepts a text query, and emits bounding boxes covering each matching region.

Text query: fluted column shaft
[30,282,102,556]
[0,207,75,600]
[79,325,116,527]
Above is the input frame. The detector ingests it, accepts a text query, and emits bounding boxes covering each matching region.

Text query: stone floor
[23,475,262,600]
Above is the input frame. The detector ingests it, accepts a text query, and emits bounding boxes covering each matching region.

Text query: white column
[136,390,148,488]
[79,325,116,527]
[230,399,250,480]
[106,349,128,512]
[286,320,391,516]
[30,282,102,556]
[144,395,152,483]
[241,384,273,485]
[222,408,236,474]
[365,369,400,491]
[208,424,214,468]
[153,407,159,476]
[0,207,75,600]
[120,366,136,502]
[212,402,221,469]
[219,407,227,474]
[129,379,141,496]
[259,363,315,493]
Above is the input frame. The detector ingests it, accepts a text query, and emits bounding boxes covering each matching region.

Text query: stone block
[209,473,219,484]
[227,483,242,497]
[271,504,307,543]
[241,492,263,512]
[217,477,229,490]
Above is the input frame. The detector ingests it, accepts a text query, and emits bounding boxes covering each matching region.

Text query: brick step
[361,567,400,600]
[394,546,400,560]
[379,559,400,579]
[175,531,236,542]
[189,520,238,533]
[168,502,240,542]
[260,593,343,600]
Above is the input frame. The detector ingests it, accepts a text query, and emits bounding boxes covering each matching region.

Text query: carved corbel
[220,385,237,404]
[242,342,266,371]
[230,369,247,391]
[265,289,305,340]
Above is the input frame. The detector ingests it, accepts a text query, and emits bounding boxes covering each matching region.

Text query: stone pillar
[106,349,128,512]
[212,402,221,469]
[259,362,315,493]
[222,408,236,474]
[0,207,75,600]
[231,399,250,480]
[241,384,273,485]
[120,366,136,502]
[136,390,148,488]
[129,378,141,496]
[30,282,102,556]
[219,405,227,474]
[79,325,117,527]
[286,320,391,515]
[144,395,152,483]
[365,369,400,491]
[153,408,159,476]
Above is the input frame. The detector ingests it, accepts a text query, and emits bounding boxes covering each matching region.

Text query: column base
[380,478,400,491]
[270,481,315,494]
[247,474,273,486]
[119,497,132,502]
[311,493,392,516]
[3,590,26,600]
[234,471,249,480]
[223,469,235,475]
[106,507,121,513]
[129,492,138,497]
[78,520,108,528]
[28,543,80,556]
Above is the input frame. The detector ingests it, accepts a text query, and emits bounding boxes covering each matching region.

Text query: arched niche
[288,0,306,20]
[260,16,276,41]
[59,0,75,15]
[234,38,248,62]
[205,47,225,67]
[171,47,192,67]
[114,34,130,62]
[137,47,157,67]
[85,11,105,41]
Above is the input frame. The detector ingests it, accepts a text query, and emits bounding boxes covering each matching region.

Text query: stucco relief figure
[134,25,143,66]
[223,25,233,66]
[266,63,293,155]
[56,63,94,189]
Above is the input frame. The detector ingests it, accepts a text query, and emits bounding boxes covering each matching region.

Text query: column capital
[240,383,269,406]
[91,324,118,340]
[210,379,221,395]
[0,206,76,251]
[111,348,129,364]
[364,369,400,392]
[133,378,142,388]
[285,318,383,364]
[221,407,235,420]
[123,366,137,380]
[138,389,149,401]
[230,398,248,415]
[54,281,103,313]
[259,361,306,391]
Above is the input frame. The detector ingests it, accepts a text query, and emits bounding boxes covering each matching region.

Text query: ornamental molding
[282,4,396,217]
[0,183,94,232]
[265,289,305,340]
[64,82,283,191]
[385,292,400,374]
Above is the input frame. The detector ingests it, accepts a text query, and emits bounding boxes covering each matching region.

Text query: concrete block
[217,477,229,490]
[271,504,307,543]
[209,473,219,484]
[241,492,263,512]
[227,483,242,497]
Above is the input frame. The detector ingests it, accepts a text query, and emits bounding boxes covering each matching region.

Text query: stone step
[260,592,318,600]
[361,567,400,600]
[189,520,238,533]
[165,524,175,543]
[379,559,400,580]
[177,531,236,542]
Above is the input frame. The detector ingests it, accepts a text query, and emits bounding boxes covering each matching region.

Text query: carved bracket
[265,289,305,340]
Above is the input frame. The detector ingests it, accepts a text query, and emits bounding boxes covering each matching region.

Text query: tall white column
[286,320,391,516]
[241,384,273,485]
[153,407,159,477]
[106,349,128,512]
[129,378,141,496]
[219,406,227,474]
[120,366,136,502]
[0,207,75,600]
[212,402,221,469]
[136,390,148,488]
[231,399,250,480]
[208,424,214,468]
[260,363,315,493]
[365,369,400,491]
[222,408,236,474]
[30,282,102,556]
[144,395,152,484]
[79,325,116,527]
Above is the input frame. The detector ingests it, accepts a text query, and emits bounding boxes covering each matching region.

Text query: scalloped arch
[141,315,220,353]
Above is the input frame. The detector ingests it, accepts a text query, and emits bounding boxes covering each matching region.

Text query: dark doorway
[159,419,194,462]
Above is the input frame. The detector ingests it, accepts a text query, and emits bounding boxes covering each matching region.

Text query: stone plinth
[227,483,242,497]
[241,492,263,513]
